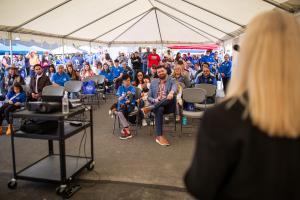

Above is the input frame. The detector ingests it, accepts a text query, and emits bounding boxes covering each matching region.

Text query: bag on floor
[82,80,96,95]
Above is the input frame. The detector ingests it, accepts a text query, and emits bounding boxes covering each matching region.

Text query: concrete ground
[0,97,199,200]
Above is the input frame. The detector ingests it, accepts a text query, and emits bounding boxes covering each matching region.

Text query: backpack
[82,80,96,95]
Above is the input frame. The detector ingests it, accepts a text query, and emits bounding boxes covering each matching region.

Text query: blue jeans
[151,98,176,136]
[142,63,147,74]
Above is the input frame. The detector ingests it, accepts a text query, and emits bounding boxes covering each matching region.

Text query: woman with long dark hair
[66,63,80,80]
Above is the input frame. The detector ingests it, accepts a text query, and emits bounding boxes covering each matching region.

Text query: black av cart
[7,106,94,198]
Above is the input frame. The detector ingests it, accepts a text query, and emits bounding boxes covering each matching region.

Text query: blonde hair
[227,10,300,138]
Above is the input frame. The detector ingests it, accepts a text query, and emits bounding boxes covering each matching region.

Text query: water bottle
[62,91,69,114]
[182,116,187,126]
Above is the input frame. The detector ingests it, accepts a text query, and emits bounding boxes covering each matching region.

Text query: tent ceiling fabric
[0,0,292,45]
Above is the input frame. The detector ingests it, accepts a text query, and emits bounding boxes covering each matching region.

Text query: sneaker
[119,128,133,140]
[102,94,106,100]
[141,106,151,116]
[164,116,170,121]
[176,115,180,122]
[155,136,170,146]
[150,121,155,126]
[142,119,148,127]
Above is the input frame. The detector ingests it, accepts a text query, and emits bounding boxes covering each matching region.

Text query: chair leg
[180,118,183,136]
[113,115,117,135]
[135,115,139,136]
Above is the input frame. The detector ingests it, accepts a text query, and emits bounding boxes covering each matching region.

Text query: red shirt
[147,53,160,68]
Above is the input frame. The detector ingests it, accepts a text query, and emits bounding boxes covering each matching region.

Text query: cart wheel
[7,180,17,189]
[87,162,95,171]
[56,186,66,195]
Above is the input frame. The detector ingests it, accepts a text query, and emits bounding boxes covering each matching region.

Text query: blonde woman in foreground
[184,10,300,200]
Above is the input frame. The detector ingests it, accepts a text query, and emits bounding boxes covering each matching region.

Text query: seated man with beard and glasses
[141,65,177,146]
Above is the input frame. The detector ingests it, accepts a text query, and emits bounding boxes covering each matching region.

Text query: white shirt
[35,74,43,93]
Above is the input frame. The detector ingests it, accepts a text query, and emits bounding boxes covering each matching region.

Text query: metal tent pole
[9,32,13,61]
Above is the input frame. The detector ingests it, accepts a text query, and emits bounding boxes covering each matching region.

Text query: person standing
[147,48,160,76]
[131,51,142,80]
[185,10,300,200]
[142,47,151,74]
[218,54,232,93]
[26,50,40,77]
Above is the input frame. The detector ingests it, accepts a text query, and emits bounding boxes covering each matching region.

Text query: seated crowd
[0,48,232,146]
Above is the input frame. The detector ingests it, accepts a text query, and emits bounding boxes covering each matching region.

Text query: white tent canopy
[51,46,82,54]
[29,45,49,52]
[0,0,298,46]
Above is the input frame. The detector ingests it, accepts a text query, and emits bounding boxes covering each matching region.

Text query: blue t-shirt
[71,56,84,70]
[99,69,114,83]
[116,85,136,111]
[219,61,232,78]
[200,54,215,69]
[195,74,217,86]
[51,72,70,86]
[111,66,124,78]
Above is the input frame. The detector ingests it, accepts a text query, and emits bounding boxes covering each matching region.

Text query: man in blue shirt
[200,50,215,73]
[111,59,124,89]
[71,53,84,71]
[218,54,232,93]
[51,65,70,86]
[121,61,133,79]
[195,65,217,86]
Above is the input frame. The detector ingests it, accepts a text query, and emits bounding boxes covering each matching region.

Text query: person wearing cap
[26,50,40,77]
[1,64,25,98]
[165,49,174,63]
[147,48,161,76]
[51,64,70,86]
[2,52,11,70]
[28,64,51,101]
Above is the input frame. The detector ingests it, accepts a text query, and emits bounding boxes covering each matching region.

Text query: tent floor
[0,99,198,199]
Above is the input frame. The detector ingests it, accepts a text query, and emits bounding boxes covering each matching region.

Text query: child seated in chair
[115,74,136,140]
[0,82,26,135]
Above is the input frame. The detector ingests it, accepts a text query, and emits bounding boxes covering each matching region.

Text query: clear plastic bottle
[62,91,69,114]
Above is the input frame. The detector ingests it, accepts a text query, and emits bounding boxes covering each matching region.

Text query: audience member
[0,82,26,135]
[141,65,177,146]
[115,74,136,140]
[28,64,51,101]
[51,65,70,86]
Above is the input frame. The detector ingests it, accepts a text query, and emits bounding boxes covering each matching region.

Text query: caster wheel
[87,162,95,171]
[8,180,17,189]
[56,186,66,195]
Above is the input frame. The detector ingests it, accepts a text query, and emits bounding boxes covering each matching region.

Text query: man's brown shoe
[141,106,151,116]
[155,136,170,146]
